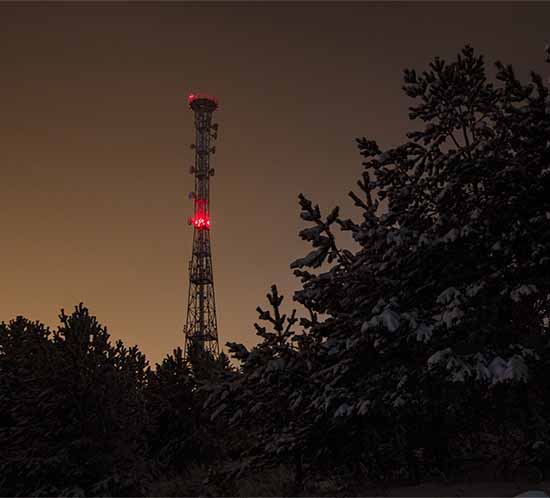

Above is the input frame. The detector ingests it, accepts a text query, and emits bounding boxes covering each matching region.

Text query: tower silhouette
[183,93,220,358]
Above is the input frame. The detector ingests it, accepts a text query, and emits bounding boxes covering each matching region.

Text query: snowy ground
[350,481,550,497]
[514,491,550,498]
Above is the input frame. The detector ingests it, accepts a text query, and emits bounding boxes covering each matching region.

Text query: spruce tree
[0,305,151,497]
[291,45,550,480]
[221,45,550,485]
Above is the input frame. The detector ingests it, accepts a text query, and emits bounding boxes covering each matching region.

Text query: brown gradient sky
[1,1,549,366]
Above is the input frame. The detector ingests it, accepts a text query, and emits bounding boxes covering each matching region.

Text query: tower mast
[184,93,220,358]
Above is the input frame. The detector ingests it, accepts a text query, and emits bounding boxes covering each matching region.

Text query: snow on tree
[287,45,550,481]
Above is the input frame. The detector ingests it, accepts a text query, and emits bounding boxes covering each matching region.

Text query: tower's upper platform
[188,93,219,112]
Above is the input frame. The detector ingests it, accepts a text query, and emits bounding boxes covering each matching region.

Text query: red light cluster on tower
[191,216,210,229]
[189,198,210,230]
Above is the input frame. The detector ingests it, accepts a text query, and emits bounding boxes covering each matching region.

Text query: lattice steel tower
[183,93,220,358]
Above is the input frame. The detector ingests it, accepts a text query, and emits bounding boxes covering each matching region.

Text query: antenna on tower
[210,123,219,140]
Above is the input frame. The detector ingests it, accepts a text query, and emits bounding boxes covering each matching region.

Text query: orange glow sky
[2,2,549,366]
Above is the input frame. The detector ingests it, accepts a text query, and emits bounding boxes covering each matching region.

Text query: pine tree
[143,341,236,490]
[221,45,550,486]
[0,304,151,497]
[290,45,550,481]
[203,285,326,491]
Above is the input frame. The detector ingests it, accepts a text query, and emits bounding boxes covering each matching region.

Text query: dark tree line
[0,307,232,496]
[2,46,550,496]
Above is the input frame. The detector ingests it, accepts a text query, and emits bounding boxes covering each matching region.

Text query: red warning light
[190,199,210,230]
[188,93,219,107]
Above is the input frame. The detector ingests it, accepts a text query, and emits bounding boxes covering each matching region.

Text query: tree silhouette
[0,304,150,497]
[218,46,550,486]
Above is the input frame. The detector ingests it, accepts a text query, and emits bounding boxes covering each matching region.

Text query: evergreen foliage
[144,342,232,475]
[0,305,151,497]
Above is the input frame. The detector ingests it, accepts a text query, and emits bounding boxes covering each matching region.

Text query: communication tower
[183,93,220,358]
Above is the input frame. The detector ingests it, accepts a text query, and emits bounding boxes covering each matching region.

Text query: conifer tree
[221,46,550,485]
[292,45,550,480]
[0,305,150,497]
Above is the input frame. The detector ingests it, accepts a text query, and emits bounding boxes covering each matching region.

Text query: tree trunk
[405,446,420,484]
[293,448,304,493]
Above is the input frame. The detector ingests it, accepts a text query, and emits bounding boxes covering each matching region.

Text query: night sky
[2,2,549,366]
